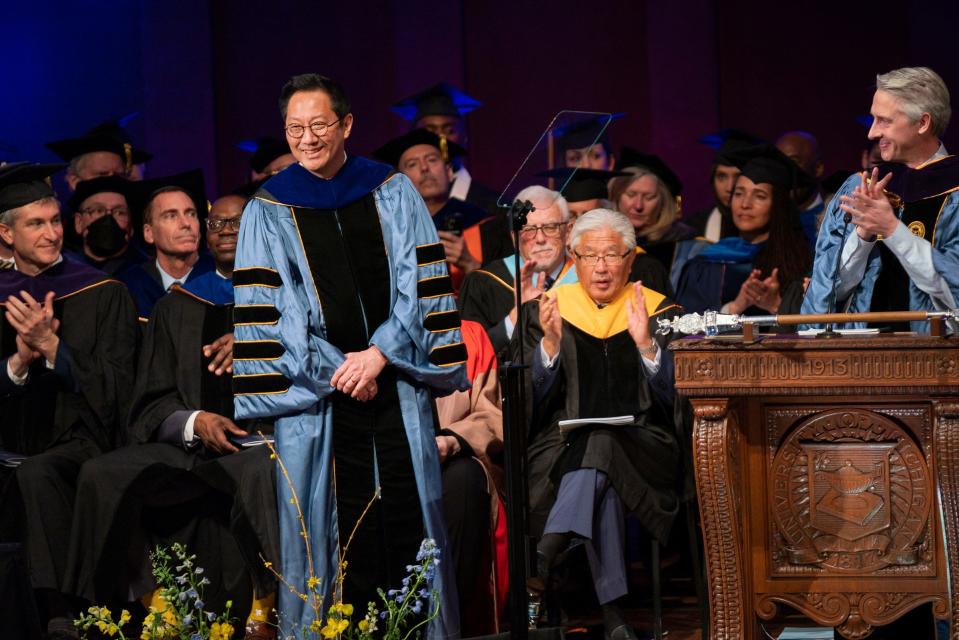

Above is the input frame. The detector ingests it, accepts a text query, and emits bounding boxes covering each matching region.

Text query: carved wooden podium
[671,334,959,639]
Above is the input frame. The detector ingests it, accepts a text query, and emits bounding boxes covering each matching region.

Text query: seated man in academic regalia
[391,82,502,217]
[0,162,139,640]
[373,128,511,292]
[119,170,214,321]
[66,176,148,275]
[458,185,577,359]
[776,130,825,247]
[63,193,279,639]
[515,209,682,640]
[46,119,152,190]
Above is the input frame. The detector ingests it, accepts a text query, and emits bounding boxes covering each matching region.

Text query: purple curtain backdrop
[2,0,958,214]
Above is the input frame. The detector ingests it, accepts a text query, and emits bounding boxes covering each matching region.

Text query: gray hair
[876,66,951,137]
[0,196,59,226]
[66,155,86,179]
[515,185,570,222]
[568,208,636,253]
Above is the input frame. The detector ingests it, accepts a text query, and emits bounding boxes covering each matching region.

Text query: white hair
[877,66,951,137]
[0,196,59,226]
[514,185,569,222]
[568,208,636,252]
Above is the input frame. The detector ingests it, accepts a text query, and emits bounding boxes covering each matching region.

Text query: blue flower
[195,567,204,575]
[411,600,423,614]
[418,589,429,598]
[195,599,204,609]
[179,592,188,602]
[379,611,388,620]
[206,612,216,622]
[186,588,198,599]
[405,564,414,572]
[402,576,411,587]
[182,614,193,626]
[191,634,203,640]
[396,595,404,604]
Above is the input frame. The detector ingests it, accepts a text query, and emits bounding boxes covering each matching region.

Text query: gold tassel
[123,143,133,174]
[439,135,449,164]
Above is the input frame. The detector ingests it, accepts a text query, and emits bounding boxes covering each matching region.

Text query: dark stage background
[2,0,958,214]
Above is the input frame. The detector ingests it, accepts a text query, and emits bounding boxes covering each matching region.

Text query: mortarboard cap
[237,137,291,173]
[372,128,466,168]
[698,128,765,166]
[538,167,629,202]
[391,82,482,123]
[46,118,152,172]
[617,147,683,197]
[0,162,66,212]
[554,113,624,153]
[723,144,814,191]
[68,175,136,213]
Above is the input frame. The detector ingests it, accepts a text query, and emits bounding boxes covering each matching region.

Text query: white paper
[797,328,880,336]
[558,415,634,436]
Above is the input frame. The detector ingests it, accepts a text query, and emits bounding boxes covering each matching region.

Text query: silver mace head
[656,311,744,336]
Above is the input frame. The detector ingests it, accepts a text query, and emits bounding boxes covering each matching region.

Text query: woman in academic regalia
[610,149,709,290]
[517,209,682,640]
[674,144,813,317]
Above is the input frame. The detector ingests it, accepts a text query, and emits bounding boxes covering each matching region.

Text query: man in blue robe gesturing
[232,73,469,638]
[802,66,959,332]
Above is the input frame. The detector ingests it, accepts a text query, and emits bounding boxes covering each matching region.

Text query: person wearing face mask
[66,176,147,275]
[674,144,813,317]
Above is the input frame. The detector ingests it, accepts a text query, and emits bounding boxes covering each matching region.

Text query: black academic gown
[516,284,682,544]
[63,282,278,615]
[0,260,138,596]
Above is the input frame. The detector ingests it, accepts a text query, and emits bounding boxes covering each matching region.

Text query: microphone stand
[499,198,535,638]
[817,212,853,338]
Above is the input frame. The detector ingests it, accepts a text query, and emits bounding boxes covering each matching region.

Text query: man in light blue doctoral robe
[232,153,469,638]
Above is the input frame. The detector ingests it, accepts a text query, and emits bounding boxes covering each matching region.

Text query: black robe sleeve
[127,294,196,445]
[59,281,139,450]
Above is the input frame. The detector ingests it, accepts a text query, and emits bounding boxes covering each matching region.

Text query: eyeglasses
[284,118,341,139]
[79,205,129,218]
[519,222,565,239]
[206,216,241,232]
[573,250,631,266]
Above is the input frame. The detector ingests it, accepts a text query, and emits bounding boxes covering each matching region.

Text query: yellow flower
[119,609,132,625]
[340,603,353,617]
[307,576,320,590]
[358,619,369,632]
[214,621,235,640]
[96,620,108,633]
[107,623,119,636]
[321,623,339,639]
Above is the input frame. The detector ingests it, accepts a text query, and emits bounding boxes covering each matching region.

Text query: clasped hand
[330,346,386,402]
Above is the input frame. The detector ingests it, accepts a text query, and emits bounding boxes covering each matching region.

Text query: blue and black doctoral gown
[804,157,959,332]
[62,271,277,618]
[233,158,469,638]
[0,257,138,594]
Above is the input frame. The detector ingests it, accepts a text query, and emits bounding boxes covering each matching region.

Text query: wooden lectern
[672,333,959,639]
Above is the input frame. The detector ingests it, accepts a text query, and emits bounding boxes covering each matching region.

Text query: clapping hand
[839,167,897,240]
[539,293,562,360]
